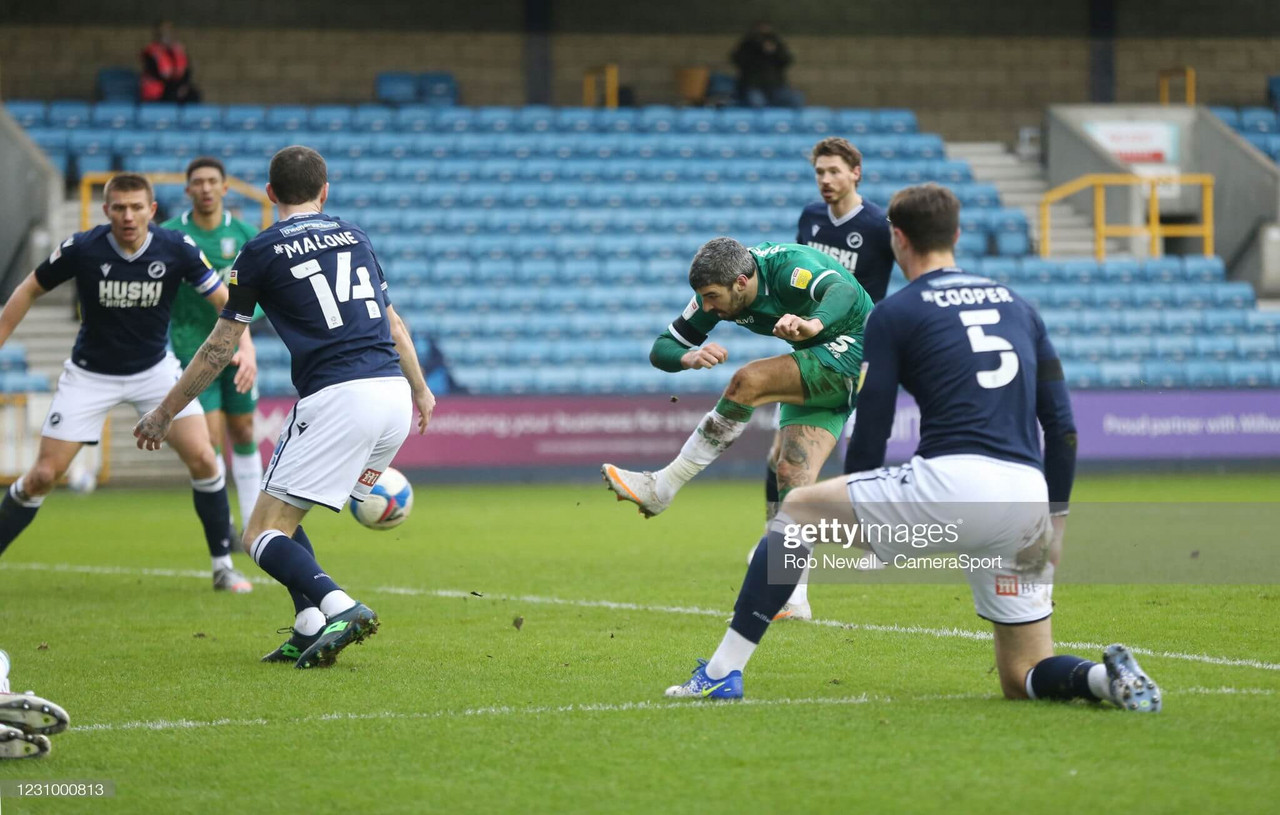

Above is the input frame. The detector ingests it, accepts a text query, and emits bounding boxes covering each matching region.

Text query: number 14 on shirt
[290,250,379,330]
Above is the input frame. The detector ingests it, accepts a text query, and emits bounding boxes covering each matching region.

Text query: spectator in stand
[731,22,802,109]
[141,21,202,104]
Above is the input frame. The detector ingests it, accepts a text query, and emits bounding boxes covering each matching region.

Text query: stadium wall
[0,108,59,298]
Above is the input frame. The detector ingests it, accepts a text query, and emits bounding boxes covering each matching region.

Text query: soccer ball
[349,467,413,530]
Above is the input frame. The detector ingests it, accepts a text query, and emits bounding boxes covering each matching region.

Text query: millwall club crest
[99,263,111,277]
[811,224,820,237]
[846,232,864,250]
[147,261,166,279]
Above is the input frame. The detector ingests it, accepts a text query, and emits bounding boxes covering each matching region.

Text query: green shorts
[778,346,861,440]
[175,350,258,416]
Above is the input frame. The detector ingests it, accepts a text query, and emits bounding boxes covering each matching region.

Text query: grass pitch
[0,473,1277,813]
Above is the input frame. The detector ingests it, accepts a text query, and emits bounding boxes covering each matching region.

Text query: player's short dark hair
[185,156,226,181]
[689,237,756,289]
[103,173,154,203]
[888,183,961,254]
[269,146,327,205]
[810,137,862,171]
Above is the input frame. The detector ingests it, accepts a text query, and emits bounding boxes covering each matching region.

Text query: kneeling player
[603,239,873,533]
[664,184,1161,712]
[135,146,434,669]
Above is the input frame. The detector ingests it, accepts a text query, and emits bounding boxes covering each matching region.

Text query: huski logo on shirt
[99,263,111,277]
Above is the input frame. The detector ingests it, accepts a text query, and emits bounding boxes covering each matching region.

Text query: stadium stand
[7,100,1278,395]
[0,344,51,394]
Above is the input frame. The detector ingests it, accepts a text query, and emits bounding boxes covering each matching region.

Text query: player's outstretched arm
[386,305,435,434]
[0,273,49,349]
[134,318,247,450]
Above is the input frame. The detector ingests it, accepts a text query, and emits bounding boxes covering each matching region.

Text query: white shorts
[262,376,412,512]
[846,454,1055,625]
[42,354,203,444]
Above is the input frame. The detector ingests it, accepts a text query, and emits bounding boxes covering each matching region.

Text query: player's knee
[724,366,763,404]
[226,419,254,447]
[184,446,221,480]
[1000,670,1031,701]
[24,461,62,495]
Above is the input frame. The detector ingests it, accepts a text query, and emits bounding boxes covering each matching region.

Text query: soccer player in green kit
[603,238,873,519]
[163,157,262,537]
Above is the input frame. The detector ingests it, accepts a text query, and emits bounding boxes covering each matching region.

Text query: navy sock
[764,466,779,515]
[728,528,805,644]
[191,471,234,559]
[288,525,319,614]
[1027,655,1101,701]
[250,531,341,607]
[0,483,43,558]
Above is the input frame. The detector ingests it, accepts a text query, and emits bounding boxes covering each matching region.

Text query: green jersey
[663,242,875,376]
[162,210,259,356]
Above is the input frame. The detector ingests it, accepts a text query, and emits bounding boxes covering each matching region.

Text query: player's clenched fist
[681,343,729,370]
[772,314,823,341]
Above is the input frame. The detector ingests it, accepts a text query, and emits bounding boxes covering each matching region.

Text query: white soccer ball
[349,467,413,530]
[66,462,98,494]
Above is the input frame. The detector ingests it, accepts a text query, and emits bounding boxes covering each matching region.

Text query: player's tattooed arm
[134,319,247,450]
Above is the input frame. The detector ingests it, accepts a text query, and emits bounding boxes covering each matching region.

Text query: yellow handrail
[79,172,273,232]
[582,64,619,108]
[1039,173,1214,260]
[1158,66,1196,105]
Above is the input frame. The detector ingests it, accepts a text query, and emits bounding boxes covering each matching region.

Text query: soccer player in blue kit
[764,137,895,621]
[135,146,435,669]
[0,174,254,593]
[666,184,1162,713]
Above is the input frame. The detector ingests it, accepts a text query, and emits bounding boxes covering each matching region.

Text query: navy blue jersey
[797,199,895,302]
[847,268,1077,508]
[221,212,401,398]
[34,224,220,375]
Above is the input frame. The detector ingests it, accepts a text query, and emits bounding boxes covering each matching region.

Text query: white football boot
[601,464,671,518]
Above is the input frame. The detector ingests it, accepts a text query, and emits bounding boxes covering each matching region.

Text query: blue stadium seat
[89,102,135,130]
[955,231,987,256]
[1241,107,1278,133]
[97,68,138,102]
[638,106,678,133]
[156,131,202,157]
[1099,361,1142,387]
[65,129,109,157]
[1160,309,1204,333]
[1099,257,1141,282]
[265,105,308,132]
[1118,309,1162,334]
[1182,255,1225,280]
[5,101,46,128]
[875,109,917,133]
[223,105,266,131]
[676,109,717,134]
[1228,361,1271,387]
[242,131,289,158]
[307,105,352,132]
[758,109,795,134]
[137,104,179,130]
[1213,281,1256,308]
[1245,311,1280,333]
[798,107,836,134]
[434,108,473,133]
[345,104,390,134]
[353,157,397,182]
[224,156,265,183]
[419,72,459,106]
[994,232,1030,256]
[1141,360,1187,388]
[47,101,91,130]
[375,72,419,105]
[1194,335,1237,359]
[1152,335,1195,359]
[1067,336,1110,361]
[1203,309,1247,333]
[1141,256,1182,282]
[1182,360,1226,387]
[834,109,873,135]
[475,106,517,133]
[1171,282,1215,308]
[111,130,157,157]
[122,155,184,174]
[1235,334,1277,359]
[1063,360,1101,388]
[178,104,222,130]
[1110,336,1153,360]
[198,130,246,158]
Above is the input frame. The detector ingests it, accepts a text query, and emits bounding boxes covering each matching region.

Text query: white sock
[655,408,752,501]
[211,554,234,572]
[319,590,356,618]
[705,628,758,680]
[786,575,809,607]
[230,451,263,528]
[0,649,10,694]
[1087,663,1111,701]
[294,607,326,636]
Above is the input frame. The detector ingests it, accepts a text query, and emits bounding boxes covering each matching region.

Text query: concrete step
[945,142,1009,159]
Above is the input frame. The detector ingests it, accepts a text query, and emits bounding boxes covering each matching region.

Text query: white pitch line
[4,561,1279,672]
[64,686,1278,735]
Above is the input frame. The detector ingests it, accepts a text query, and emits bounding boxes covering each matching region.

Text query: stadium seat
[265,105,308,132]
[1063,360,1101,388]
[223,105,267,131]
[308,105,353,131]
[5,100,46,128]
[90,102,136,130]
[96,68,138,102]
[1182,255,1225,280]
[1110,336,1153,360]
[47,101,91,130]
[1141,256,1183,282]
[420,72,460,106]
[1203,309,1247,334]
[375,72,419,105]
[1141,360,1187,388]
[178,104,222,130]
[1228,361,1272,387]
[1183,361,1225,387]
[1240,107,1278,133]
[798,107,836,134]
[875,109,917,133]
[1099,361,1142,388]
[137,104,179,130]
[111,130,157,157]
[1208,106,1240,129]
